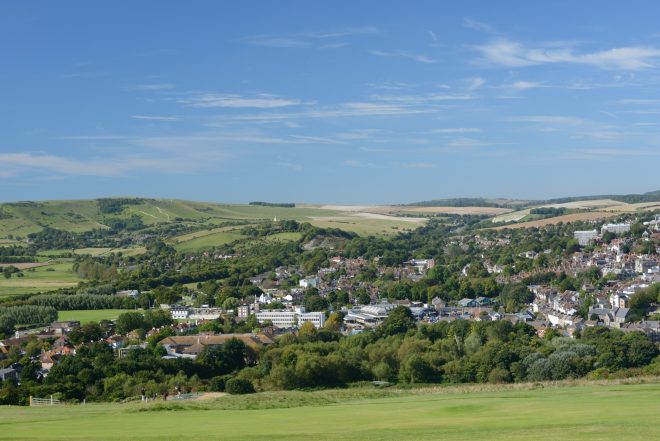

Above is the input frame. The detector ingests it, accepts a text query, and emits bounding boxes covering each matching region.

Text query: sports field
[57,309,129,324]
[1,381,658,440]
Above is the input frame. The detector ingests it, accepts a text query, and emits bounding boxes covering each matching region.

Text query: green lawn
[0,261,80,297]
[1,381,658,440]
[57,309,130,324]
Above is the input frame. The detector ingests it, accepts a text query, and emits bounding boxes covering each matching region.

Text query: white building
[601,223,631,235]
[299,277,320,289]
[574,230,598,246]
[170,306,190,320]
[255,308,325,328]
[345,303,397,328]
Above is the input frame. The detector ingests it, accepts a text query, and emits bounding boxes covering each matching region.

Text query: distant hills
[409,190,660,209]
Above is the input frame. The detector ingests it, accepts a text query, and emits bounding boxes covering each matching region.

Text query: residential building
[601,223,631,235]
[574,230,598,246]
[255,308,325,328]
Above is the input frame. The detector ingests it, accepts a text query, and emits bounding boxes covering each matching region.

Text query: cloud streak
[476,39,660,70]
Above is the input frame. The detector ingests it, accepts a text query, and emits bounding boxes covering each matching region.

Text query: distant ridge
[408,190,660,209]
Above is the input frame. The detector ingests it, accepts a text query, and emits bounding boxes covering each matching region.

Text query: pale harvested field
[315,204,512,216]
[544,199,625,209]
[493,211,619,230]
[349,212,426,223]
[601,202,660,212]
[395,206,512,215]
[0,261,49,269]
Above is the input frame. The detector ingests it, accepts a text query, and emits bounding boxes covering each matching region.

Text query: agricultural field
[493,211,620,230]
[0,261,80,297]
[1,381,658,440]
[57,309,131,324]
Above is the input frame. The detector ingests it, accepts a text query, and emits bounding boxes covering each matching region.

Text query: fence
[29,396,62,406]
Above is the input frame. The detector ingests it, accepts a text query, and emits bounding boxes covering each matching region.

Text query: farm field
[493,211,620,230]
[0,261,80,297]
[1,381,658,440]
[57,309,132,324]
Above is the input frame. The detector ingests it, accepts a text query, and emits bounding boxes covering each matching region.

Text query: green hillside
[1,381,658,440]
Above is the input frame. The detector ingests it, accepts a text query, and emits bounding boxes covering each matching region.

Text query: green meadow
[1,381,658,441]
[0,261,80,297]
[56,309,130,324]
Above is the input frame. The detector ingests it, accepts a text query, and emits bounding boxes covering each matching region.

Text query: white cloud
[465,77,485,91]
[476,39,660,70]
[509,81,546,90]
[429,31,438,42]
[180,93,302,109]
[370,50,438,64]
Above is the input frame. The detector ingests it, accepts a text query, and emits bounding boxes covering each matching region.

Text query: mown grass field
[0,261,80,297]
[1,381,658,440]
[56,309,130,323]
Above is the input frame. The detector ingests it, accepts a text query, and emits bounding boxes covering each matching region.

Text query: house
[431,296,446,310]
[40,352,62,371]
[116,290,140,298]
[475,296,494,306]
[0,367,18,382]
[458,298,478,308]
[158,333,275,359]
[49,321,80,336]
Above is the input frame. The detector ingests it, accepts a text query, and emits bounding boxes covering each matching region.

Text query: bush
[225,378,255,395]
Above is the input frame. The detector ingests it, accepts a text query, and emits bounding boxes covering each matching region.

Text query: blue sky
[2,1,660,203]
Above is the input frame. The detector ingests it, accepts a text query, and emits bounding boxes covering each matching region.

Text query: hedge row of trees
[2,309,658,405]
[0,305,57,334]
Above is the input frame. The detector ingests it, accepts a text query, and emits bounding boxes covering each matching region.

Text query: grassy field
[0,380,658,440]
[57,309,130,324]
[0,261,80,297]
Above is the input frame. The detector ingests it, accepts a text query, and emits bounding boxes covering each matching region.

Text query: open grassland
[171,229,248,252]
[0,261,79,297]
[57,309,131,324]
[0,199,428,239]
[1,380,658,441]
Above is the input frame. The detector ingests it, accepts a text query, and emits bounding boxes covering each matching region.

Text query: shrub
[225,378,255,395]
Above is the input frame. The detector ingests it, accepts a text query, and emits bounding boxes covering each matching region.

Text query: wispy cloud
[246,27,378,49]
[131,115,180,121]
[508,81,546,90]
[431,128,481,134]
[248,37,311,48]
[476,39,660,70]
[180,93,303,109]
[508,115,587,126]
[0,153,190,177]
[370,50,438,64]
[277,161,303,171]
[133,83,175,91]
[464,18,499,35]
[465,77,485,91]
[617,98,660,104]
